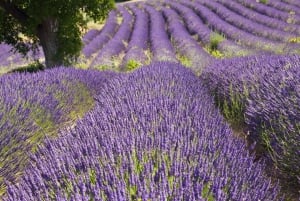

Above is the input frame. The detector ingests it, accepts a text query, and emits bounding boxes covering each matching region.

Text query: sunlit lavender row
[4,63,281,200]
[0,0,299,199]
[161,5,213,73]
[2,0,300,73]
[81,0,300,71]
[0,68,116,196]
[121,4,150,68]
[202,55,300,189]
[234,0,300,25]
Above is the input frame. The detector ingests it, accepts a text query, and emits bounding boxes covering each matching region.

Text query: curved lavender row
[0,46,43,70]
[126,4,149,51]
[202,55,300,189]
[0,43,11,57]
[4,62,281,201]
[82,29,100,45]
[217,0,300,36]
[143,5,177,62]
[164,1,211,44]
[180,0,298,54]
[234,0,300,25]
[82,10,119,58]
[283,0,300,9]
[0,67,116,196]
[165,1,253,57]
[121,4,150,69]
[199,0,297,42]
[90,6,134,68]
[266,0,300,16]
[202,55,300,103]
[0,53,24,67]
[245,62,300,187]
[0,44,28,67]
[161,7,213,72]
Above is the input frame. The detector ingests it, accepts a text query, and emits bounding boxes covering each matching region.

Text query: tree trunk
[37,18,62,68]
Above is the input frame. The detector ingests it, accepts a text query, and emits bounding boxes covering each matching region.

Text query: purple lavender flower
[161,6,213,72]
[202,54,300,189]
[82,10,119,58]
[3,62,281,200]
[217,0,300,35]
[234,0,300,25]
[82,29,100,45]
[90,6,134,69]
[121,4,150,70]
[0,67,117,197]
[143,5,178,62]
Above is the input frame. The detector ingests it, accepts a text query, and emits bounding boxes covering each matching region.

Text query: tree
[0,0,114,68]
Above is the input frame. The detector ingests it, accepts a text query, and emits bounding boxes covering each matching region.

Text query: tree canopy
[0,0,115,68]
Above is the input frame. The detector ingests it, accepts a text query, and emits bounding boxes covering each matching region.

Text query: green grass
[201,182,215,201]
[214,85,246,129]
[259,0,268,4]
[289,37,300,43]
[126,59,142,71]
[177,54,192,67]
[205,32,225,58]
[209,32,225,51]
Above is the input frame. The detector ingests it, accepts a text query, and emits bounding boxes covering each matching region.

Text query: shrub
[4,62,280,200]
[259,0,268,4]
[126,59,141,71]
[0,67,116,196]
[202,55,300,194]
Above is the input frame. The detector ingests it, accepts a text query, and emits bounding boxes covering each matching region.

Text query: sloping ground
[0,58,299,200]
[1,0,300,73]
[0,0,299,200]
[81,0,300,72]
[0,68,117,196]
[3,63,281,200]
[202,55,300,199]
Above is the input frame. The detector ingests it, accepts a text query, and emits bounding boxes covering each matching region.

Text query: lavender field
[0,0,300,200]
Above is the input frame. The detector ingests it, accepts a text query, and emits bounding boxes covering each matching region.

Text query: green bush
[126,59,141,71]
[259,0,268,4]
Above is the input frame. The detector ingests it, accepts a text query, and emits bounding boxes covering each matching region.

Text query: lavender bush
[218,0,300,35]
[90,6,134,69]
[180,0,300,54]
[121,4,150,70]
[0,43,44,73]
[202,55,300,191]
[265,0,300,15]
[166,1,254,58]
[82,10,119,59]
[234,0,300,25]
[3,62,281,200]
[282,0,300,9]
[144,5,178,62]
[82,29,101,46]
[0,68,116,196]
[161,5,213,73]
[200,0,298,43]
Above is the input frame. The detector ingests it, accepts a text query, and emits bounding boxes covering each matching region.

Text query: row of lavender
[0,43,43,74]
[81,0,300,72]
[3,63,282,200]
[235,0,300,24]
[202,55,300,194]
[1,0,300,73]
[0,68,116,196]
